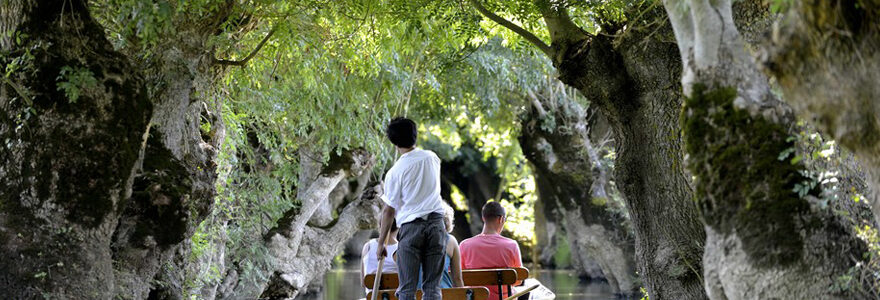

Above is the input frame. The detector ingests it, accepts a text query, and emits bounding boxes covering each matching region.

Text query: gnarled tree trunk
[546,12,706,300]
[217,149,376,299]
[664,0,868,298]
[518,89,638,295]
[0,1,151,298]
[110,19,229,300]
[469,1,707,297]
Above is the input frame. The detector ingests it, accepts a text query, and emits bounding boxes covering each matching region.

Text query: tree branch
[468,0,553,57]
[526,88,548,117]
[536,0,590,45]
[213,25,278,67]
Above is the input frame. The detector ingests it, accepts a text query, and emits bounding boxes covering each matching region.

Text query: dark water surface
[299,258,617,300]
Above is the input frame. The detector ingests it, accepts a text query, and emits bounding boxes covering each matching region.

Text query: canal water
[299,258,617,300]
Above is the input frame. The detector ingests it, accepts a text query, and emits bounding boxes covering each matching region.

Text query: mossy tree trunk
[664,0,868,298]
[0,1,152,298]
[470,1,707,298]
[106,5,238,298]
[518,90,638,296]
[216,149,378,299]
[761,0,880,226]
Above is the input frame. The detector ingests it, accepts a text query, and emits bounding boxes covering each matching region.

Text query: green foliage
[83,0,641,295]
[56,66,98,103]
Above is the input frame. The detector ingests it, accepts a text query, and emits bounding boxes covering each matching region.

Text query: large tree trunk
[664,0,868,298]
[518,87,638,295]
[0,1,152,298]
[472,2,709,294]
[539,5,708,298]
[217,149,375,299]
[259,183,381,299]
[761,0,880,226]
[110,22,227,300]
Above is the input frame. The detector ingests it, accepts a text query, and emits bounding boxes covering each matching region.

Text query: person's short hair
[386,117,417,148]
[442,202,455,233]
[481,201,505,221]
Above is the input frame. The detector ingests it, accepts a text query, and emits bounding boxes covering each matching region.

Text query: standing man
[376,117,447,300]
[459,201,523,300]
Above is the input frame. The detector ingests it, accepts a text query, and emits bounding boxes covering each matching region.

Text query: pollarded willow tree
[466,0,706,298]
[518,78,638,295]
[662,0,869,298]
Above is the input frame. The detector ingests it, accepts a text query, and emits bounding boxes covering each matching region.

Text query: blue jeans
[396,213,448,300]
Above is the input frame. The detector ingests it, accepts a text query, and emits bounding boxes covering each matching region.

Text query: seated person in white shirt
[361,221,399,292]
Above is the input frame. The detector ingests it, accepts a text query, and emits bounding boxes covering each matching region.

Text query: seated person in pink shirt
[459,201,523,299]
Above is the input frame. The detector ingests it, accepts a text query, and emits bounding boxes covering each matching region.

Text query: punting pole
[371,256,385,300]
[503,284,539,300]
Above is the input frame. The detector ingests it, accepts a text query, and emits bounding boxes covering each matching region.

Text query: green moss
[682,84,816,266]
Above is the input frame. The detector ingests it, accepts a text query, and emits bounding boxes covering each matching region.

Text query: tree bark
[0,1,152,298]
[259,183,382,299]
[518,93,638,295]
[469,1,707,296]
[110,22,228,300]
[761,0,880,226]
[217,149,375,299]
[664,0,868,298]
[527,3,709,298]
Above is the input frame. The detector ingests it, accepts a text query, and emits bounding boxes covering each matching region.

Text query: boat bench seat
[364,267,529,300]
[366,287,490,300]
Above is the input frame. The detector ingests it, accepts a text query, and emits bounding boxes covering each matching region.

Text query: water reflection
[299,258,617,300]
[533,269,615,300]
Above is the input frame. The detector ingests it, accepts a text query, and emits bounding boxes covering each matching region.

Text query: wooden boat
[362,267,555,300]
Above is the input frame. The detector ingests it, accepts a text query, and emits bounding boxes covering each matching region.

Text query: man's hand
[376,243,387,259]
[376,204,396,260]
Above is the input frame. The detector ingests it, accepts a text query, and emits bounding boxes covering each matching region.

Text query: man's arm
[377,172,400,259]
[512,242,524,285]
[376,204,396,258]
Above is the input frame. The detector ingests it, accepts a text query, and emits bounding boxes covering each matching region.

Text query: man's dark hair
[386,117,417,148]
[481,201,506,221]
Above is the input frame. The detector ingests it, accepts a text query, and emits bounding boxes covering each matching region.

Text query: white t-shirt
[381,148,445,227]
[363,239,398,275]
